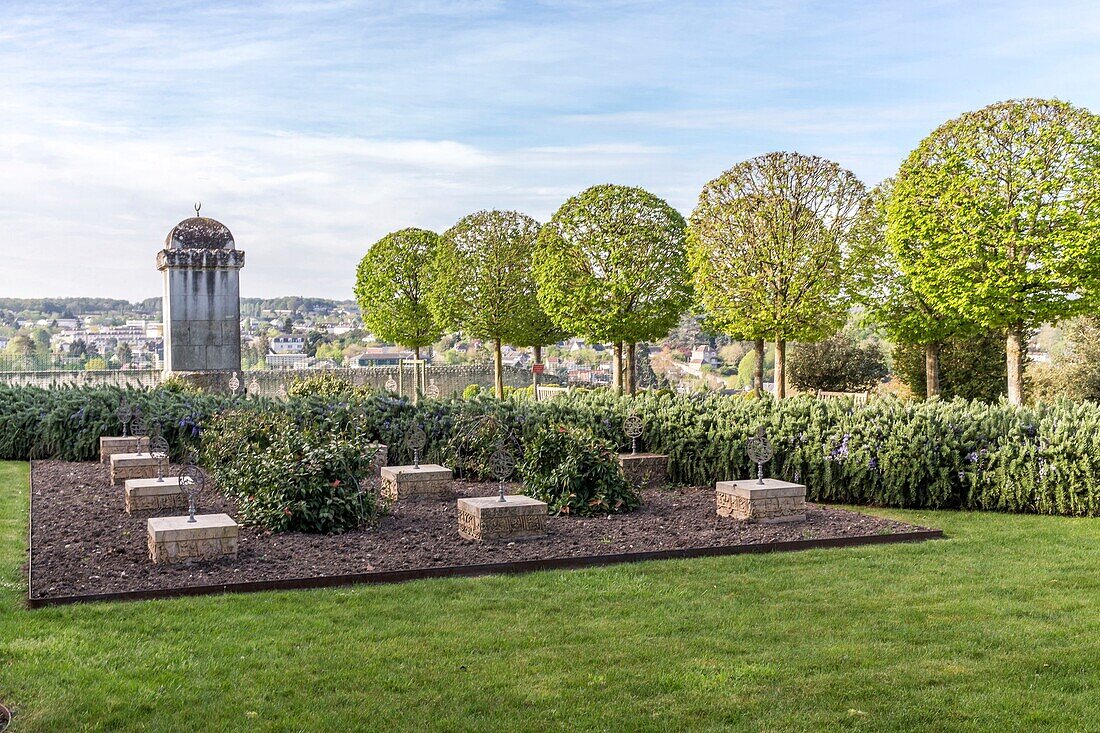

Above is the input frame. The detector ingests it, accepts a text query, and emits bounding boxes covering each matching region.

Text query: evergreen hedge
[2,383,1097,516]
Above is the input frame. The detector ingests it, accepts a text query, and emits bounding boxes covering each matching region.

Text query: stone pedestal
[716,479,806,523]
[457,495,548,541]
[617,452,669,490]
[148,513,239,564]
[380,464,452,501]
[110,452,159,485]
[100,436,150,463]
[125,477,186,513]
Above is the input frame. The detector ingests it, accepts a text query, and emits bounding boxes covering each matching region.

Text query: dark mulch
[28,460,930,599]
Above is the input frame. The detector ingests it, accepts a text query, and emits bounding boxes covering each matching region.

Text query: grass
[1,460,1098,732]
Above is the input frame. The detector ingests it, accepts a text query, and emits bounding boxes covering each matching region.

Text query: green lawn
[1,461,1098,732]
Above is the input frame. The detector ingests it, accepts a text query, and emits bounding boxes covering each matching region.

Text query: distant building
[271,334,306,354]
[690,344,718,368]
[266,353,310,370]
[352,347,415,367]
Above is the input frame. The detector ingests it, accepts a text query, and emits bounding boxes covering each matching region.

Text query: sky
[1,0,1098,301]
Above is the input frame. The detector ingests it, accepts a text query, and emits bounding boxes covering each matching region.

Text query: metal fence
[0,362,563,397]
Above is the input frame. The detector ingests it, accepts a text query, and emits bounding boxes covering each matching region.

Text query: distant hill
[0,296,356,320]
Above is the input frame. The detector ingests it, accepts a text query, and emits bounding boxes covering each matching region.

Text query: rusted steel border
[27,521,943,609]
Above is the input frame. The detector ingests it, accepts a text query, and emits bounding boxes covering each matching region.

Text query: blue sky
[1,0,1098,300]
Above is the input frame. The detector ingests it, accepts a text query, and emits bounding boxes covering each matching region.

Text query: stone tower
[157,211,245,374]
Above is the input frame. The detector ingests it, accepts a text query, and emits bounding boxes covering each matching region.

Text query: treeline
[354,98,1100,407]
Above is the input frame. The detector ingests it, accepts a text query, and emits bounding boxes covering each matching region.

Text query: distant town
[0,296,760,392]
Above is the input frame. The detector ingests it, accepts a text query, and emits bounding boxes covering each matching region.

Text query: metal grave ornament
[150,435,170,481]
[129,409,147,447]
[384,376,398,393]
[405,425,427,469]
[745,427,775,485]
[624,412,644,455]
[277,384,288,400]
[489,444,516,502]
[425,379,440,399]
[178,463,205,522]
[228,371,241,395]
[116,399,133,437]
[248,376,260,396]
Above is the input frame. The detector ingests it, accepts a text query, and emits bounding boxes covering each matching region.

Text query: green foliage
[890,99,1100,331]
[788,333,887,393]
[354,228,442,353]
[851,180,967,347]
[462,383,482,400]
[4,385,1100,516]
[202,410,379,534]
[519,424,639,516]
[688,153,866,345]
[534,184,692,344]
[893,333,1009,401]
[286,372,359,400]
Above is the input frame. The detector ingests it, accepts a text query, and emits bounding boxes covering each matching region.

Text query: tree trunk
[625,342,637,396]
[774,339,786,399]
[414,345,420,361]
[532,344,541,396]
[494,338,504,399]
[925,342,941,399]
[1006,328,1025,406]
[612,342,623,394]
[754,338,765,396]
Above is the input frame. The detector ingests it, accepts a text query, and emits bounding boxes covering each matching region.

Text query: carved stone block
[457,495,548,541]
[148,513,239,564]
[617,452,669,490]
[100,436,150,463]
[109,452,160,485]
[716,479,807,523]
[380,464,452,501]
[125,477,187,513]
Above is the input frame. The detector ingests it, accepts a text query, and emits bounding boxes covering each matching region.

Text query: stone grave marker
[616,411,669,490]
[716,427,806,523]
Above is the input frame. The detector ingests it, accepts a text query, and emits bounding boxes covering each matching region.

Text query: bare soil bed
[28,460,932,600]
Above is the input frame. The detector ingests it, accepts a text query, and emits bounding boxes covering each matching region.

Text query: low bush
[4,383,1100,517]
[519,424,639,516]
[201,409,380,534]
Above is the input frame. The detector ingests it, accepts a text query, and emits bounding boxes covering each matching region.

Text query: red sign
[532,364,546,374]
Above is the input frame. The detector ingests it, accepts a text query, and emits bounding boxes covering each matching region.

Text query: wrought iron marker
[745,426,775,485]
[248,376,260,396]
[384,376,398,393]
[178,463,205,522]
[130,408,147,450]
[624,412,644,455]
[490,444,516,502]
[405,425,427,469]
[116,399,133,437]
[150,435,170,481]
[425,379,440,399]
[228,371,241,395]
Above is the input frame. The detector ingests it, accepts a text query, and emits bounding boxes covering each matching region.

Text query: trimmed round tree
[889,98,1100,405]
[429,210,546,399]
[354,228,442,361]
[534,184,692,395]
[688,152,865,398]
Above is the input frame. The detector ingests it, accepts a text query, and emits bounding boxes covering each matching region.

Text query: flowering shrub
[519,424,639,516]
[201,409,380,534]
